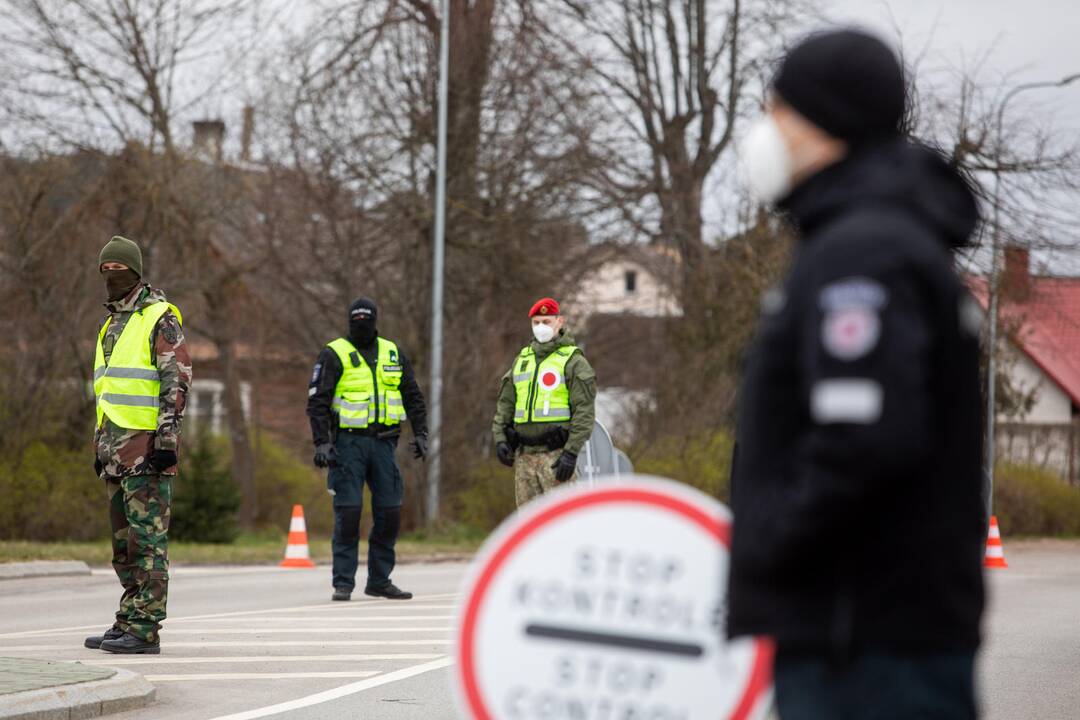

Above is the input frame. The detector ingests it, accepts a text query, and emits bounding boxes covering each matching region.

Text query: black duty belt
[340,427,401,439]
[517,427,569,450]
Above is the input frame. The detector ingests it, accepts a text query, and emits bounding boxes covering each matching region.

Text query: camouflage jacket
[94,283,192,478]
[491,329,597,455]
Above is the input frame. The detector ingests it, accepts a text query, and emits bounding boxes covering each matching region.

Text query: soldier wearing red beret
[491,298,597,505]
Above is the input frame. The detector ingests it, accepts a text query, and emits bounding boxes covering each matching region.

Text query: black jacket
[727,139,986,655]
[306,335,428,446]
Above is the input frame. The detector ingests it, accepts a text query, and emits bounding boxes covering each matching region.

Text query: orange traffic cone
[281,504,316,568]
[984,515,1008,569]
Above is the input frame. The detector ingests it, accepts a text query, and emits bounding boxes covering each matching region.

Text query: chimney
[240,106,255,163]
[192,120,226,162]
[1003,245,1031,301]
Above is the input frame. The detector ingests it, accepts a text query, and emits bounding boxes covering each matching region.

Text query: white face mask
[738,115,794,204]
[532,323,556,343]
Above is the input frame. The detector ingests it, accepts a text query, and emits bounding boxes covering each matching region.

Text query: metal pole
[985,169,1001,519]
[984,73,1080,519]
[426,0,450,525]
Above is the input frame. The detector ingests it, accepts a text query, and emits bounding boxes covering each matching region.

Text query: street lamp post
[426,0,450,525]
[984,73,1080,519]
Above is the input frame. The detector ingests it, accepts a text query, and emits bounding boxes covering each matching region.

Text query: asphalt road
[0,541,1077,719]
[979,540,1080,720]
[0,563,464,720]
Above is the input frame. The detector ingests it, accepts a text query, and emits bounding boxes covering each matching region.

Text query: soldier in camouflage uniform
[85,236,191,655]
[492,297,596,506]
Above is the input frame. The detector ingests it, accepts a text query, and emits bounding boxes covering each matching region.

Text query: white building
[973,248,1080,481]
[567,244,681,442]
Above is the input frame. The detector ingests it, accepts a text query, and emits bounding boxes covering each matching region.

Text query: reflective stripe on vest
[93,301,183,430]
[511,344,577,424]
[327,337,405,429]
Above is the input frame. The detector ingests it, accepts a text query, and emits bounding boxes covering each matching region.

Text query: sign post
[453,476,773,720]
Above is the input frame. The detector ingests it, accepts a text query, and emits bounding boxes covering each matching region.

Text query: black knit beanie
[773,29,905,143]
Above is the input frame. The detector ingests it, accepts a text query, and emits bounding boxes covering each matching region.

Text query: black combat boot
[364,583,413,600]
[332,587,351,602]
[84,624,124,650]
[100,632,161,654]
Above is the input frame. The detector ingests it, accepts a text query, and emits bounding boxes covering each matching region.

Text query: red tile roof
[970,275,1080,406]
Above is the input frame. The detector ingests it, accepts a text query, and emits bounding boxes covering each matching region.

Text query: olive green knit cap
[98,236,143,277]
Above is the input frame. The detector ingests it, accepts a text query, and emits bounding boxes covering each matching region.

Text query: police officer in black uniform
[728,31,985,719]
[307,298,428,601]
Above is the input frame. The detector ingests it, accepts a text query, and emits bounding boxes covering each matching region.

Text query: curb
[0,668,154,720]
[0,562,92,582]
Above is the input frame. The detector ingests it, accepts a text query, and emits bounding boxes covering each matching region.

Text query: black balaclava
[104,269,141,302]
[348,297,378,348]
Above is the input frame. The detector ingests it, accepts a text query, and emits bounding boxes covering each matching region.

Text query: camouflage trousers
[514,448,576,507]
[107,474,171,643]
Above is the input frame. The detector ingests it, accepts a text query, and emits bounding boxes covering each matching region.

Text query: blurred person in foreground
[728,29,985,719]
[88,236,191,654]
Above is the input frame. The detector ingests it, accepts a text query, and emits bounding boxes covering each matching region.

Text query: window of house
[186,379,250,435]
[625,269,638,294]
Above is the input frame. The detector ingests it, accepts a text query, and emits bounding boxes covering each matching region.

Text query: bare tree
[256,0,603,522]
[0,0,252,154]
[542,0,800,312]
[0,0,277,526]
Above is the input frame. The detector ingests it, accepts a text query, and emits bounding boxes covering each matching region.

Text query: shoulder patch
[311,363,322,384]
[819,277,887,312]
[819,277,886,361]
[822,307,880,361]
[160,319,180,345]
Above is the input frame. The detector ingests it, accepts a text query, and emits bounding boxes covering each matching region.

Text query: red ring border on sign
[456,486,774,720]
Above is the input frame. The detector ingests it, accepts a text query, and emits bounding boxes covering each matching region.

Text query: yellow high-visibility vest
[327,337,406,429]
[512,345,577,423]
[94,301,182,430]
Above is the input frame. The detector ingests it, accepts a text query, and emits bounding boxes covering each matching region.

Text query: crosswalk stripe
[263,604,458,613]
[1,640,451,652]
[66,654,444,665]
[20,627,451,638]
[146,671,382,682]
[168,615,455,622]
[0,601,461,639]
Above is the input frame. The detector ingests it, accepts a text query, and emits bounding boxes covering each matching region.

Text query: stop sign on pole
[453,476,773,720]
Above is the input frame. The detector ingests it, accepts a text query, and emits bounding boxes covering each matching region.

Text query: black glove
[496,442,515,467]
[411,434,429,460]
[149,449,178,473]
[504,425,521,451]
[313,442,337,468]
[551,450,577,482]
[94,458,103,477]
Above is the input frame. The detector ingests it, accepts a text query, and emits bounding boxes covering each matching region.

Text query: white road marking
[204,657,454,720]
[146,671,382,682]
[165,628,451,634]
[15,627,451,638]
[67,653,444,665]
[0,596,461,640]
[2,640,451,651]
[257,606,458,614]
[168,615,455,622]
[267,602,460,612]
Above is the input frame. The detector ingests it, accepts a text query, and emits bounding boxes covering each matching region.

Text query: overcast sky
[822,0,1080,129]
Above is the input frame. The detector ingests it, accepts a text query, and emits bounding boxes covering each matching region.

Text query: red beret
[529,297,560,318]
